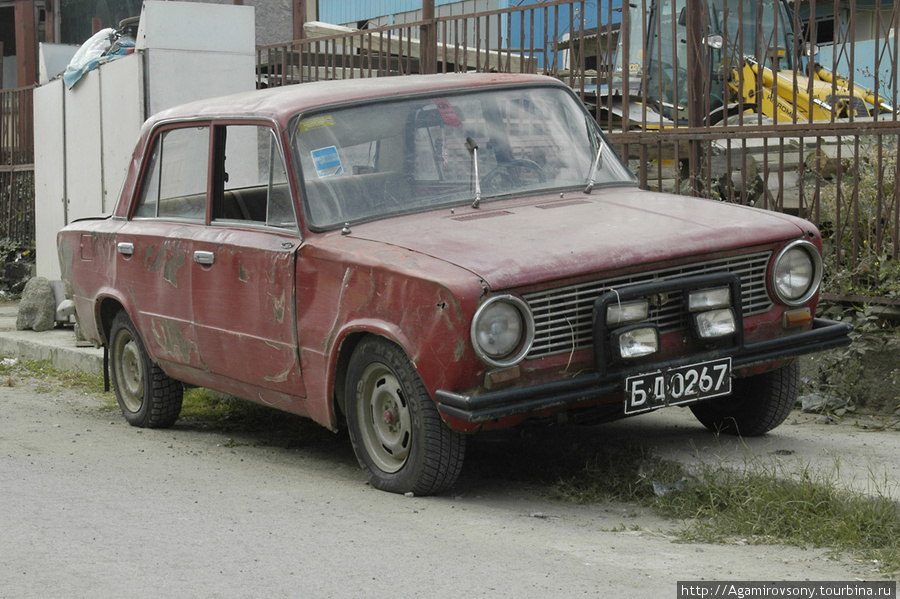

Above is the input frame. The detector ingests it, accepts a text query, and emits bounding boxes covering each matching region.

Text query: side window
[134,126,209,220]
[213,125,297,230]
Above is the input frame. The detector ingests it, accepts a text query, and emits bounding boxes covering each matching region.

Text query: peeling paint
[163,247,186,288]
[453,339,466,362]
[144,245,164,273]
[238,262,250,283]
[375,250,418,270]
[150,317,197,364]
[272,289,285,323]
[264,366,291,383]
[57,237,74,283]
[324,268,353,350]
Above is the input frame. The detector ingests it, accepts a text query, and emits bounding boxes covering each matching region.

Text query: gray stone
[16,277,57,332]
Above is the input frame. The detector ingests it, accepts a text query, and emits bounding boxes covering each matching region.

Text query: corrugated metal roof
[319,0,508,26]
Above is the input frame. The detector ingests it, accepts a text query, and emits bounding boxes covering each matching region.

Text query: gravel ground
[2,367,895,599]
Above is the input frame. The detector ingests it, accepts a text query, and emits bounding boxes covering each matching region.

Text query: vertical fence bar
[241,0,900,301]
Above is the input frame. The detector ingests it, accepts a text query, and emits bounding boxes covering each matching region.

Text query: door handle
[117,242,134,256]
[193,250,216,265]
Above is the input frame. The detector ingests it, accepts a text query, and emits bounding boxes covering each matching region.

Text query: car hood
[343,186,813,290]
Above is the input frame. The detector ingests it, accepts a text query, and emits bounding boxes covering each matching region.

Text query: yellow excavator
[600,0,894,128]
[728,53,895,123]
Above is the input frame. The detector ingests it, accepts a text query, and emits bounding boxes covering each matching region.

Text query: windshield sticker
[298,115,335,132]
[433,98,462,127]
[311,146,343,178]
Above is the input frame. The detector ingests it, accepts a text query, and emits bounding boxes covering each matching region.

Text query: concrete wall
[34,1,256,280]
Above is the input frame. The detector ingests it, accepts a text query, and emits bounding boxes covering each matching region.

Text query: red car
[58,73,851,495]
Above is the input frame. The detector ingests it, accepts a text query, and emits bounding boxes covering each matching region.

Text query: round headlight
[772,240,823,306]
[471,295,535,367]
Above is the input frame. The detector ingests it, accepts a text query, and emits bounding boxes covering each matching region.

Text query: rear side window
[134,126,209,220]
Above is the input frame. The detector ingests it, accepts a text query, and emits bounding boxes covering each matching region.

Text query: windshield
[291,85,633,228]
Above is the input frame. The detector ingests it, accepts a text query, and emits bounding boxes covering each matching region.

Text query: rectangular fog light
[688,287,731,312]
[614,325,659,359]
[607,300,650,325]
[694,309,737,339]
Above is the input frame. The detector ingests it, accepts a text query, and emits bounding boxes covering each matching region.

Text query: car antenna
[466,137,482,208]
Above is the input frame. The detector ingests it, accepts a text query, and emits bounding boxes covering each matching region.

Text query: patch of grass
[0,355,105,395]
[662,461,900,572]
[550,446,900,577]
[177,387,335,450]
[180,387,305,430]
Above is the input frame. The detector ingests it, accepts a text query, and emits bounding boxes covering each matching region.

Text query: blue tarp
[63,28,135,89]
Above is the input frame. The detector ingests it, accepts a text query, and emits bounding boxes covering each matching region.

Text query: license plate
[624,357,732,415]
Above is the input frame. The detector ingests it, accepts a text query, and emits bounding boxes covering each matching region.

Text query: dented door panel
[190,226,305,406]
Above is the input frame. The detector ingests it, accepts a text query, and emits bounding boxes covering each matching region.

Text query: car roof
[146,72,566,128]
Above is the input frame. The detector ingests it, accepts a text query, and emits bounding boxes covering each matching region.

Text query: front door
[190,123,306,408]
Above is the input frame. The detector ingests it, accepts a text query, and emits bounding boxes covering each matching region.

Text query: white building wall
[34,1,256,280]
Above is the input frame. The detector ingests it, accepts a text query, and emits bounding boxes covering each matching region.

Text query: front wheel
[345,337,466,495]
[690,361,799,436]
[109,311,183,428]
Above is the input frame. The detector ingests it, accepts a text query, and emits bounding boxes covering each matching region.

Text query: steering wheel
[482,159,545,194]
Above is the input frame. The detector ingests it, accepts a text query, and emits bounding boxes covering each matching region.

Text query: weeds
[0,356,105,395]
[549,446,900,577]
[804,304,900,412]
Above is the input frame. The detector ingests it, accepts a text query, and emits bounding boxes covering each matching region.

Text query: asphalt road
[1,373,894,598]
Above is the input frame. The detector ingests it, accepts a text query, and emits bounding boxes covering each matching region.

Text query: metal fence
[258,0,900,304]
[0,86,35,247]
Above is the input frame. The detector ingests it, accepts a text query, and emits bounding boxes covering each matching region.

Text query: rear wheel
[690,361,799,436]
[345,337,466,495]
[109,311,183,428]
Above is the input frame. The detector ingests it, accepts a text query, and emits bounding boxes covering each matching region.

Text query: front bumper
[436,317,852,423]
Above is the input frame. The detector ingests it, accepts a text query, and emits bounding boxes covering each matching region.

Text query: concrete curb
[0,330,104,376]
[0,302,104,376]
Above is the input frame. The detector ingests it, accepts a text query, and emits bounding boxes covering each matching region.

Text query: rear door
[117,124,209,372]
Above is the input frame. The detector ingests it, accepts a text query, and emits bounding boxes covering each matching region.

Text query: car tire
[689,361,799,437]
[109,311,183,428]
[345,337,466,495]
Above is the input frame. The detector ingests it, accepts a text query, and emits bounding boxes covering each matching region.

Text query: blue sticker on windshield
[312,146,343,178]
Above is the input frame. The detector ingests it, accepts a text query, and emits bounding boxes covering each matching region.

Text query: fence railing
[0,86,35,247]
[258,0,900,304]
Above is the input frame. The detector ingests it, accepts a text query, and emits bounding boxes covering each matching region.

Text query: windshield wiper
[466,136,482,208]
[583,142,604,194]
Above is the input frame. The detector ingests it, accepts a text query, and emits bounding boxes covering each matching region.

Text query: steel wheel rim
[356,363,412,474]
[113,330,145,413]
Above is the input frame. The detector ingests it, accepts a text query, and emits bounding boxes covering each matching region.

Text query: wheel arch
[95,295,129,346]
[330,326,417,426]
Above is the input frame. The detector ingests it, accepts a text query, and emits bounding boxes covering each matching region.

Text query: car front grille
[523,251,773,359]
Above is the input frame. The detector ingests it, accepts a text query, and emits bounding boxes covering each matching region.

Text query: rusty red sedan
[58,73,851,495]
